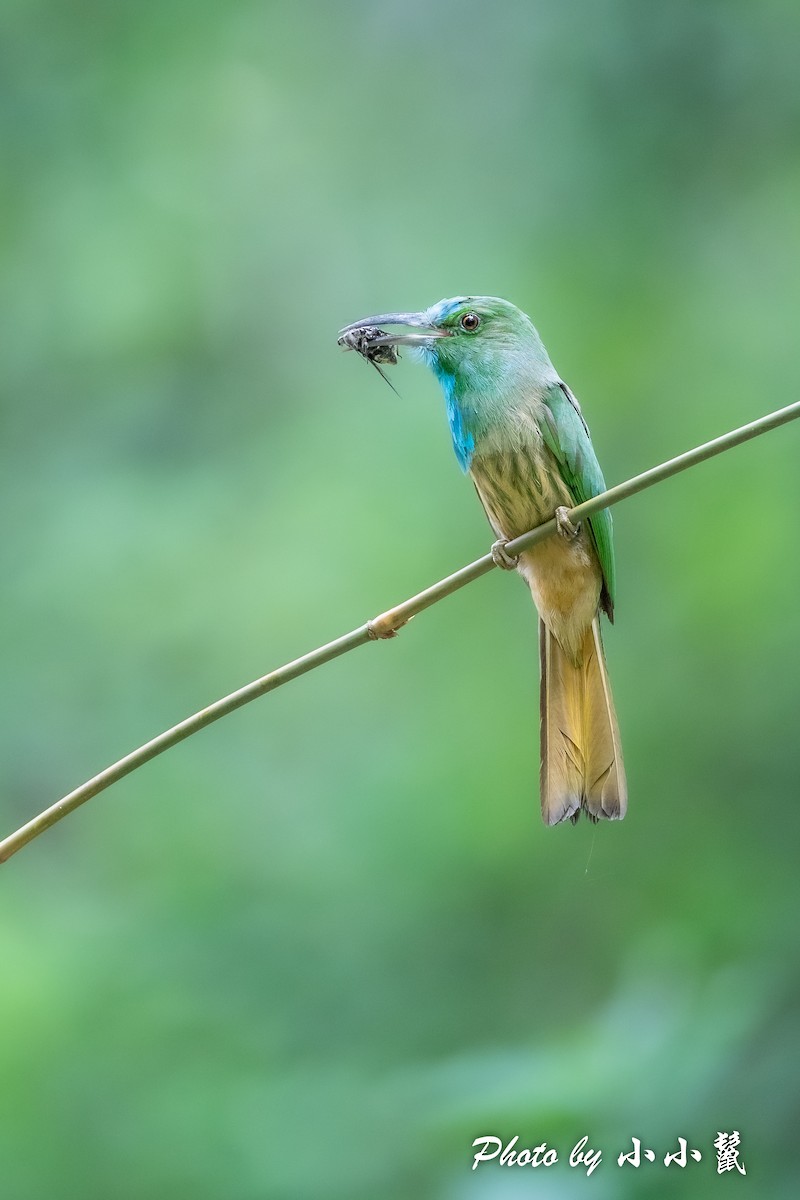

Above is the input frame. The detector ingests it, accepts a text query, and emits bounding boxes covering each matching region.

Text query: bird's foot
[491,538,519,571]
[555,506,581,541]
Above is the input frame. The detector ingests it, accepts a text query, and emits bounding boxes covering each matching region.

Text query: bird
[338,297,626,825]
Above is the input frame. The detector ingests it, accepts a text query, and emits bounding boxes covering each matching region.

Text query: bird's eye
[460,312,480,332]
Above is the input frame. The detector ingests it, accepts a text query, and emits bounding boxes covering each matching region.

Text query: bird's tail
[539,617,627,825]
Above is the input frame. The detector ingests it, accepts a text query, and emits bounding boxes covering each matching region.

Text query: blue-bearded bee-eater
[339,297,626,825]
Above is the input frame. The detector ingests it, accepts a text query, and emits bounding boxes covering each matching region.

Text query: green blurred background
[2,1,799,1196]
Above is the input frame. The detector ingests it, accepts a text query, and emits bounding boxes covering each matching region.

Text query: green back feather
[540,381,615,615]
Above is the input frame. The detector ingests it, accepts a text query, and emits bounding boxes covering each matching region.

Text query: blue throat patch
[435,367,475,472]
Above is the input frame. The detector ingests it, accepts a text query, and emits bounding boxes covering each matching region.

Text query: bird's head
[338,296,555,397]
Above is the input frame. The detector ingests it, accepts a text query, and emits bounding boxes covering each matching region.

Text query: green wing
[540,381,616,618]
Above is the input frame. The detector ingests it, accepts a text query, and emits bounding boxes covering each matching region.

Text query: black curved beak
[337,311,450,348]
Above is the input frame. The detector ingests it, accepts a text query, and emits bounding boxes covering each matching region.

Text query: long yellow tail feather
[539,617,627,825]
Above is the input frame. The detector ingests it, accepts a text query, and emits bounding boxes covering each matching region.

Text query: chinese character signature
[471,1131,746,1175]
[714,1131,747,1175]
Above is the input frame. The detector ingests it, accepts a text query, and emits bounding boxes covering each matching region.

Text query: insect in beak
[338,311,450,348]
[338,312,450,393]
[337,325,401,393]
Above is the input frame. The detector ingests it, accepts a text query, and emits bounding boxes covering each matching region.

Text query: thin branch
[3,397,800,864]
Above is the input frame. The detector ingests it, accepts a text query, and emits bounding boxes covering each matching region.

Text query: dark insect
[337,325,399,364]
[337,325,400,393]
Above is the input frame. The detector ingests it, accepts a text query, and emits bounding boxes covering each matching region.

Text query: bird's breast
[470,442,602,658]
[470,443,571,540]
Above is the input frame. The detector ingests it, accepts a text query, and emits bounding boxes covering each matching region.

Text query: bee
[337,325,400,393]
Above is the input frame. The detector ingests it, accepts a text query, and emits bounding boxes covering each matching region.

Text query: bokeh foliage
[2,1,799,1196]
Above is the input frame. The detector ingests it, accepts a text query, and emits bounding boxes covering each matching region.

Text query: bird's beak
[337,311,450,348]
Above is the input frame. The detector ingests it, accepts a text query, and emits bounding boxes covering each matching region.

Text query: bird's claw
[555,506,581,540]
[491,538,519,570]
